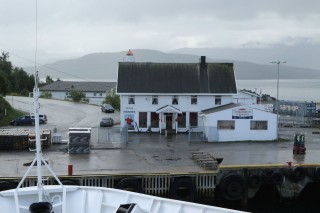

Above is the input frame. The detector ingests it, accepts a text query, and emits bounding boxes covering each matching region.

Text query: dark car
[10,115,35,126]
[101,104,115,113]
[10,114,47,126]
[100,117,114,127]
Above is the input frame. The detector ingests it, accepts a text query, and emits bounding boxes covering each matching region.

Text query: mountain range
[23,48,320,82]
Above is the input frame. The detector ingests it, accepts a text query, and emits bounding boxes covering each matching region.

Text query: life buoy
[247,173,262,188]
[115,178,143,193]
[169,178,197,202]
[219,173,245,200]
[0,181,16,191]
[291,167,306,182]
[29,202,52,213]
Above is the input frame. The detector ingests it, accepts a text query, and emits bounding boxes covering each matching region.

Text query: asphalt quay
[0,127,319,178]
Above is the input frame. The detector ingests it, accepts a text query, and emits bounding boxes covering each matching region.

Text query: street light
[270,61,286,141]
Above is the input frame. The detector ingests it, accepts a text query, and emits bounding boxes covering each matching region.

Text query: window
[172,96,178,105]
[99,93,102,96]
[250,121,268,130]
[218,120,235,130]
[189,112,198,127]
[94,93,97,97]
[128,95,135,104]
[178,112,186,128]
[191,96,197,105]
[139,112,147,128]
[152,96,158,105]
[151,112,159,128]
[215,96,221,105]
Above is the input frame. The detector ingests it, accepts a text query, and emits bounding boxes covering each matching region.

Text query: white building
[201,103,277,142]
[233,89,260,105]
[117,56,238,133]
[39,81,116,105]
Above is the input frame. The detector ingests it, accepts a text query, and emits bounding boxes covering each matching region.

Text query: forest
[0,52,35,96]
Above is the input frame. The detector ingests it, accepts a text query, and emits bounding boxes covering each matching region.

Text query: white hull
[0,185,243,213]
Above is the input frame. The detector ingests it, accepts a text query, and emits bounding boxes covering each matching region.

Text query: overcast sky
[0,0,319,67]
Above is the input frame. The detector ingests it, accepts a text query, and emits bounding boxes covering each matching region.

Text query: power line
[0,48,91,82]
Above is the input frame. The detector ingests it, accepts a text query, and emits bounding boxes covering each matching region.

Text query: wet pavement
[1,96,320,178]
[0,126,319,178]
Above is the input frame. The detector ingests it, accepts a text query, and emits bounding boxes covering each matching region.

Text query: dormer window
[172,96,178,105]
[152,96,158,105]
[191,96,197,105]
[215,96,221,105]
[128,95,135,104]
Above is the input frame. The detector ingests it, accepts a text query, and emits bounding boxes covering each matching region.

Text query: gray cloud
[0,0,319,66]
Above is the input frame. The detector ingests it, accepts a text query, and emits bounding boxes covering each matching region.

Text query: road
[4,96,120,139]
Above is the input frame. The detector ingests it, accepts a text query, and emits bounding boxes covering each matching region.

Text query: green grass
[0,96,24,127]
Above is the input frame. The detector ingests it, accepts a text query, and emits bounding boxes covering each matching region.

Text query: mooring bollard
[68,164,73,176]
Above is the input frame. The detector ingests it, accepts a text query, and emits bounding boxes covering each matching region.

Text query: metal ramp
[192,152,222,170]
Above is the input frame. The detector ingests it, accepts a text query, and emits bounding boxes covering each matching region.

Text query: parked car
[30,114,48,124]
[101,104,115,113]
[100,117,114,127]
[10,115,35,126]
[10,114,47,126]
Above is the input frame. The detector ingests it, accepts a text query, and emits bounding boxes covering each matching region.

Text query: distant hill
[23,49,320,81]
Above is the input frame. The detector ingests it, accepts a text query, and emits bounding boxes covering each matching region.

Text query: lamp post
[270,61,286,141]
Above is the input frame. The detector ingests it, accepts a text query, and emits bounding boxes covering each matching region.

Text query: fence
[188,126,207,142]
[95,126,128,148]
[279,115,314,127]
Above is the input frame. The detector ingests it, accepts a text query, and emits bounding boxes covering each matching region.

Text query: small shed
[201,103,277,142]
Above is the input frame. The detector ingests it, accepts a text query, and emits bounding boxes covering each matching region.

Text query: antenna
[33,0,44,202]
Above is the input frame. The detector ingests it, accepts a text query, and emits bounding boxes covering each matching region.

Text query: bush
[104,88,120,110]
[69,90,86,102]
[40,91,52,99]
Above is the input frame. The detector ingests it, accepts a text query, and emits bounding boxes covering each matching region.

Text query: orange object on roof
[126,49,133,56]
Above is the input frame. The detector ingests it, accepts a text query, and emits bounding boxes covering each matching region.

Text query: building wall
[120,94,233,132]
[203,106,277,142]
[233,92,258,105]
[40,91,106,105]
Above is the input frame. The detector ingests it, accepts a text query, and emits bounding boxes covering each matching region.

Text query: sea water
[237,79,320,102]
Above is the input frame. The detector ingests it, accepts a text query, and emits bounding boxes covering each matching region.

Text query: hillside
[23,49,320,81]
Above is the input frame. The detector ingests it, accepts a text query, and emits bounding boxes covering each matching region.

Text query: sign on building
[232,108,253,119]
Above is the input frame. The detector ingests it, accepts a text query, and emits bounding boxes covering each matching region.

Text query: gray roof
[40,81,116,92]
[117,61,237,94]
[201,103,240,115]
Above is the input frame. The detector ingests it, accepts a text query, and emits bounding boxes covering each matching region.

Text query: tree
[0,52,12,96]
[45,75,54,84]
[69,90,86,102]
[10,67,34,95]
[0,72,9,96]
[0,52,34,96]
[0,52,12,77]
[104,88,120,110]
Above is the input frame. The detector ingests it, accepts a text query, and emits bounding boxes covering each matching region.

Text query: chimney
[199,56,208,92]
[200,56,206,66]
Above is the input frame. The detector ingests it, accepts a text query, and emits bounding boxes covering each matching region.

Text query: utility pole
[270,61,286,141]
